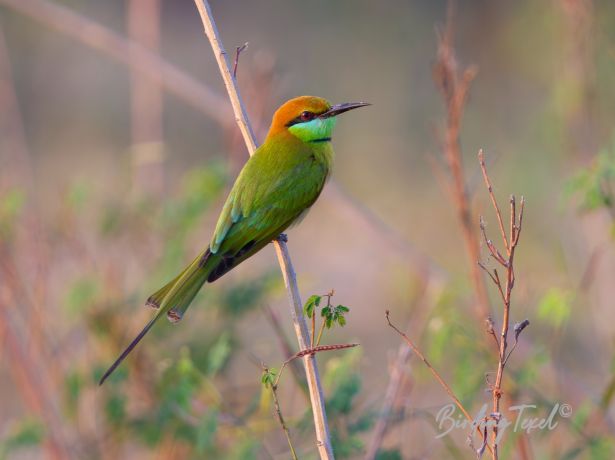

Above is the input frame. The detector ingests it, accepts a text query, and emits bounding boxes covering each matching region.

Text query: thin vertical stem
[192,2,334,458]
[479,153,525,459]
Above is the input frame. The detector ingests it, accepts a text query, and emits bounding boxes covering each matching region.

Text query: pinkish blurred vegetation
[1,0,614,459]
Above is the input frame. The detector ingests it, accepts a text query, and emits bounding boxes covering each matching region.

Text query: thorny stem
[273,344,360,389]
[193,2,334,458]
[386,311,493,455]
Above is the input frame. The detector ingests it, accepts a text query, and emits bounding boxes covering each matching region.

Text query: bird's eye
[300,111,315,122]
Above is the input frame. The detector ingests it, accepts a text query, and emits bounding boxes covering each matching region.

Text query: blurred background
[0,0,614,458]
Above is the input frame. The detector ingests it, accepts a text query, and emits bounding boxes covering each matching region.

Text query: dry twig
[233,42,248,78]
[262,364,299,460]
[432,3,489,320]
[477,149,527,459]
[263,305,309,396]
[385,311,493,455]
[0,297,73,459]
[261,344,358,460]
[192,1,334,457]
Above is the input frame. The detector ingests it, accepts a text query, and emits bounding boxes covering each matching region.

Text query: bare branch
[484,316,500,350]
[263,306,308,397]
[262,365,299,460]
[480,219,508,267]
[432,7,491,320]
[478,149,509,252]
[385,311,493,455]
[477,150,526,459]
[233,42,248,78]
[192,4,334,457]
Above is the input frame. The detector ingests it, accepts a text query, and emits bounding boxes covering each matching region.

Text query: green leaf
[304,294,322,318]
[261,368,277,388]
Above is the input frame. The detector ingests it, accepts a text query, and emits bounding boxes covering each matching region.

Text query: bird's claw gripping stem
[276,233,288,243]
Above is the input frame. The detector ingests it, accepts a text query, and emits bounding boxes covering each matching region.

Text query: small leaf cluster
[261,368,277,389]
[303,293,350,329]
[322,304,350,329]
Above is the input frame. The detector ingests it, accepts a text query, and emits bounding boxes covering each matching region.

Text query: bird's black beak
[319,102,370,119]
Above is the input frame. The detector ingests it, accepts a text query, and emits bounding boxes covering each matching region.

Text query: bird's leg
[276,233,288,243]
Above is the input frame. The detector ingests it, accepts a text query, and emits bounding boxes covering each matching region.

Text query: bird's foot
[276,233,288,243]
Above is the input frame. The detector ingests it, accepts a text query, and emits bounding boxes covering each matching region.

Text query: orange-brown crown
[266,96,331,138]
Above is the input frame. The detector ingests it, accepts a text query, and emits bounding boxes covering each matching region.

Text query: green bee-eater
[99,96,368,385]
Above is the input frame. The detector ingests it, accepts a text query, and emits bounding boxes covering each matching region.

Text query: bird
[99,95,369,385]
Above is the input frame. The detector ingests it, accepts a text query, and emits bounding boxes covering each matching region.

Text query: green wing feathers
[99,249,212,385]
[100,139,332,385]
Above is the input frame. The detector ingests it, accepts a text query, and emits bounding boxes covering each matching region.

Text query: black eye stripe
[286,110,325,127]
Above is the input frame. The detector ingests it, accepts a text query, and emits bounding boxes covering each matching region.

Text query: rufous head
[266,96,369,143]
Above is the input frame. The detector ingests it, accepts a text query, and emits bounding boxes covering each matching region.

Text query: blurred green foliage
[567,138,615,236]
[0,418,44,460]
[2,1,614,457]
[537,288,573,329]
[0,188,25,240]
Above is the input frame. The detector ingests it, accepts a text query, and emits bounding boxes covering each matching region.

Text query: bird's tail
[99,249,213,385]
